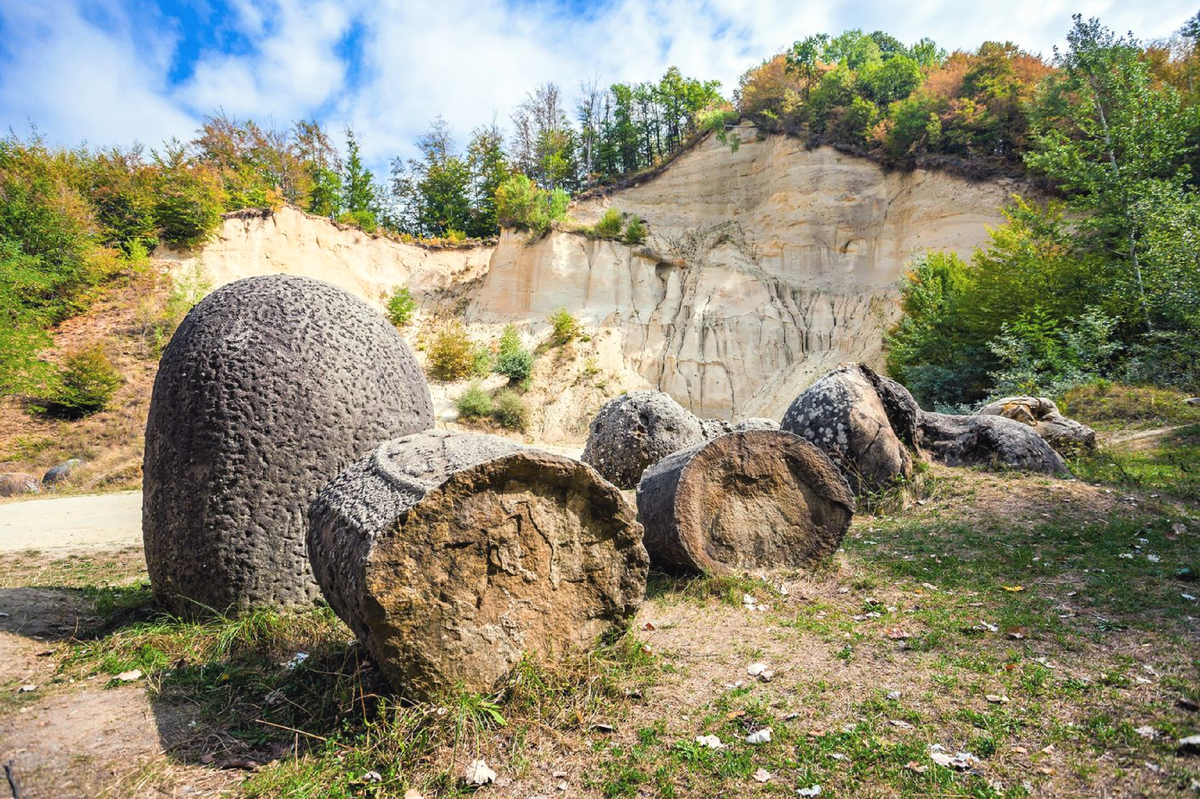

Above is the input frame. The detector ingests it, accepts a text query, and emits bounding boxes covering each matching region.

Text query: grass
[1069,425,1199,500]
[1060,383,1200,432]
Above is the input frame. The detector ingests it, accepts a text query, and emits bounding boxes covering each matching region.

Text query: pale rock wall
[160,206,494,310]
[472,129,1019,419]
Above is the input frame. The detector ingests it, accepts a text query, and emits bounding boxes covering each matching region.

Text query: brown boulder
[308,430,648,698]
[0,473,40,497]
[636,431,854,574]
[976,396,1096,454]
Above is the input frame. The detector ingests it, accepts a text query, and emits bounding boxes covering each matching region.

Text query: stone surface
[780,364,914,494]
[977,396,1097,453]
[308,430,648,698]
[42,459,84,486]
[733,418,780,432]
[0,474,41,497]
[143,274,434,616]
[582,391,709,489]
[919,412,1070,475]
[636,431,853,574]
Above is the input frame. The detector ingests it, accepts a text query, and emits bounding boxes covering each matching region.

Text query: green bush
[623,216,647,245]
[494,324,533,383]
[456,382,493,420]
[548,308,580,347]
[152,162,226,250]
[337,209,378,232]
[591,208,624,239]
[495,174,570,235]
[427,322,486,381]
[36,344,122,419]
[386,286,416,327]
[492,389,529,431]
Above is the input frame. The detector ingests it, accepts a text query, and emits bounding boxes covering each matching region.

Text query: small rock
[115,669,143,682]
[746,662,770,677]
[403,790,424,799]
[1179,735,1200,755]
[1134,726,1158,739]
[795,786,822,797]
[745,728,772,744]
[886,691,902,700]
[889,719,913,729]
[361,771,382,784]
[1176,697,1199,713]
[464,758,496,785]
[17,685,36,693]
[695,734,724,749]
[985,694,1010,704]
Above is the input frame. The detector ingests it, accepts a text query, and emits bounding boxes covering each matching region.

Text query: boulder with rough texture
[143,274,434,616]
[43,459,84,486]
[636,431,853,574]
[919,412,1070,475]
[733,418,780,432]
[308,430,648,698]
[0,473,41,496]
[780,364,913,494]
[976,396,1096,453]
[582,391,708,489]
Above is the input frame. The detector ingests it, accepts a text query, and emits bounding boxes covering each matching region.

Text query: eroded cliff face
[161,207,494,308]
[172,130,1019,431]
[471,128,1020,419]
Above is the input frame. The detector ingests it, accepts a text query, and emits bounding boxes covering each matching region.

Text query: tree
[1026,15,1194,334]
[786,34,830,101]
[465,124,509,237]
[340,127,379,231]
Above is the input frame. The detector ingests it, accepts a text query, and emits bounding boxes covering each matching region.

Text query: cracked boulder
[976,396,1096,454]
[308,430,648,698]
[636,430,853,574]
[919,412,1070,475]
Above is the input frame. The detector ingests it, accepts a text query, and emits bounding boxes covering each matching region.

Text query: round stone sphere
[143,274,434,616]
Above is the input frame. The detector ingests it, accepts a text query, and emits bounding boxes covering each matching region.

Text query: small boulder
[43,458,85,487]
[919,412,1070,475]
[976,396,1096,454]
[733,418,780,432]
[582,391,708,489]
[0,473,41,497]
[308,430,648,697]
[780,364,913,494]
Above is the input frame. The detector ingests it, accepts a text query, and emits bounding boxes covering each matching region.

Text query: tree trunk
[635,431,854,575]
[308,430,648,698]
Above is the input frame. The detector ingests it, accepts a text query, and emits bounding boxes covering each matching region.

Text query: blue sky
[1,0,1195,170]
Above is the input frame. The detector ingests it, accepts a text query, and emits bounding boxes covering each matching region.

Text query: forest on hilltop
[1,13,1199,412]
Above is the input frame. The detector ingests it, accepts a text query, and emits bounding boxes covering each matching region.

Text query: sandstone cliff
[168,129,1020,435]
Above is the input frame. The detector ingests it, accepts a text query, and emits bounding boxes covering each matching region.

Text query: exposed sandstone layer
[472,130,1017,419]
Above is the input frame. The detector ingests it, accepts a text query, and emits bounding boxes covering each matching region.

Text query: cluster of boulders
[142,276,1092,698]
[0,459,86,497]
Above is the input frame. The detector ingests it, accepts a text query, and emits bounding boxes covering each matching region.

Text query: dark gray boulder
[143,274,434,617]
[976,396,1096,454]
[43,459,84,486]
[780,364,914,494]
[0,473,40,496]
[919,412,1070,475]
[308,430,647,698]
[582,391,708,489]
[636,430,853,574]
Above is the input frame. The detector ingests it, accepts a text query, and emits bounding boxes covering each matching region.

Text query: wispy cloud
[1,0,1194,168]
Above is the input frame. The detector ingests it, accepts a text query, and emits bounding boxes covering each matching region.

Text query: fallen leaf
[886,691,902,700]
[753,768,771,783]
[552,771,569,779]
[746,728,772,744]
[404,790,425,799]
[642,622,656,631]
[985,694,1010,704]
[1001,586,1024,593]
[590,723,614,733]
[116,669,143,682]
[1012,746,1028,755]
[884,627,909,640]
[904,761,928,774]
[1040,744,1055,755]
[1005,626,1027,640]
[1038,766,1055,775]
[465,759,496,785]
[725,710,746,722]
[746,662,769,677]
[889,719,914,729]
[1134,726,1159,739]
[1176,697,1199,713]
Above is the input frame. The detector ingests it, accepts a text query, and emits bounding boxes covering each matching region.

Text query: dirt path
[0,492,142,553]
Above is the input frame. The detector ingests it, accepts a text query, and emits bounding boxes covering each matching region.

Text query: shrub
[456,382,493,420]
[152,163,226,250]
[492,389,529,431]
[139,262,212,356]
[427,322,485,381]
[36,344,122,419]
[591,208,624,239]
[494,324,534,383]
[495,174,570,235]
[338,209,378,232]
[548,308,580,347]
[386,286,416,327]
[446,229,467,244]
[623,216,647,245]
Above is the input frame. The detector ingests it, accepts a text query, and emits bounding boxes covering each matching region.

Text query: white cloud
[0,0,1195,168]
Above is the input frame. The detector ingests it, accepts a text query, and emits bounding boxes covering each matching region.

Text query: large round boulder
[582,391,708,489]
[780,364,914,494]
[143,275,434,616]
[636,431,853,574]
[976,396,1096,454]
[308,430,648,698]
[0,473,40,497]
